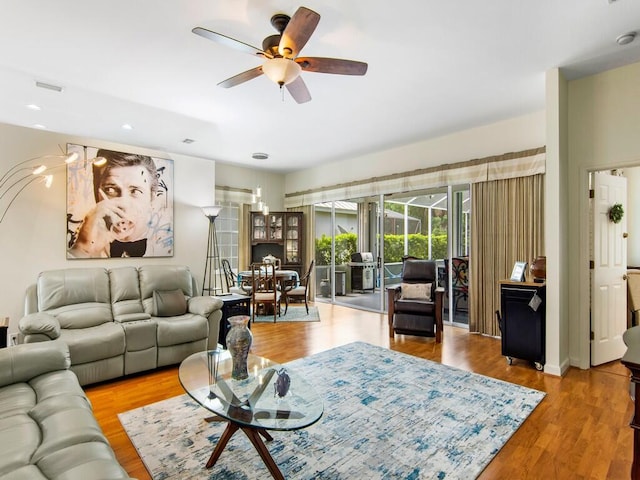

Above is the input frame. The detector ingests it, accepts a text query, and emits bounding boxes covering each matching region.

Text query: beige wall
[215,162,286,211]
[285,110,546,194]
[0,123,216,337]
[568,61,640,369]
[545,68,570,375]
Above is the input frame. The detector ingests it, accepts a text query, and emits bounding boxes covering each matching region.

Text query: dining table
[238,269,299,314]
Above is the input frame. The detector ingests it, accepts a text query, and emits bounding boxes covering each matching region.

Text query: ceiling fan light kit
[192,6,367,103]
[262,57,301,86]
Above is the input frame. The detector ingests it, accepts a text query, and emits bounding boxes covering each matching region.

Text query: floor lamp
[202,206,224,296]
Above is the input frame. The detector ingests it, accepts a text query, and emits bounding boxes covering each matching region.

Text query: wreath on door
[609,203,624,224]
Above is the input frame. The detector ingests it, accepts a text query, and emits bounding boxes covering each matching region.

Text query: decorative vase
[225,316,252,380]
[530,256,546,283]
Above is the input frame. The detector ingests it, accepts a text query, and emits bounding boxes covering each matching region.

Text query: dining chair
[250,262,281,322]
[282,260,314,315]
[451,257,469,313]
[222,259,251,295]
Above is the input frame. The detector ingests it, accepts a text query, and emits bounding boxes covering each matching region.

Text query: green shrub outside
[315,233,447,265]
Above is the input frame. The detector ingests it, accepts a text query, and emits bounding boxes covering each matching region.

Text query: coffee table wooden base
[205,416,282,480]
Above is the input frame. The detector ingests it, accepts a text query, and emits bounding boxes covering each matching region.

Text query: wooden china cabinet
[250,212,303,273]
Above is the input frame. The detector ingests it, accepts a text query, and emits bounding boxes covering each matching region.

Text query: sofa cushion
[31,396,106,463]
[0,384,36,419]
[401,259,436,282]
[37,268,111,310]
[37,441,130,479]
[395,298,435,315]
[393,313,435,334]
[109,266,146,319]
[0,413,41,476]
[139,265,194,314]
[400,282,432,301]
[45,303,113,330]
[156,314,208,347]
[153,289,187,317]
[0,465,48,480]
[58,323,125,365]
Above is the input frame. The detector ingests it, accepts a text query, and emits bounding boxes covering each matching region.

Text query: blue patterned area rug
[118,342,544,479]
[252,305,320,323]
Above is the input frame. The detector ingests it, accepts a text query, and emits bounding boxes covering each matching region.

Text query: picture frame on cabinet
[510,261,527,282]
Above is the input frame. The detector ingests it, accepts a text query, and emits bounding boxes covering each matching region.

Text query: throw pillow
[153,289,187,317]
[400,282,432,301]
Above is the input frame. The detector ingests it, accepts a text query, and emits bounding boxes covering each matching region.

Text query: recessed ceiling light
[182,138,195,144]
[33,124,46,129]
[26,104,41,111]
[252,152,269,160]
[121,124,133,130]
[616,32,636,45]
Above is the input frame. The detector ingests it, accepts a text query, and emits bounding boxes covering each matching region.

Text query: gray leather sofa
[0,341,132,479]
[19,265,223,386]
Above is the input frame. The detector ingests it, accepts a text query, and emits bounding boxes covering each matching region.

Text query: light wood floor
[85,302,634,479]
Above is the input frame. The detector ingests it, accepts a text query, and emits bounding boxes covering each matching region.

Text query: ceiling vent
[35,81,63,92]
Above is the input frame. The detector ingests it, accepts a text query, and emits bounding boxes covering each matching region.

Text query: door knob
[624,232,629,238]
[624,274,628,281]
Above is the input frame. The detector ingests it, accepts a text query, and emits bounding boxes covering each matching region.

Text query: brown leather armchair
[387,259,444,342]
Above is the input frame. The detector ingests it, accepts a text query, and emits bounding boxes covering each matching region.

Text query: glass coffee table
[179,350,324,480]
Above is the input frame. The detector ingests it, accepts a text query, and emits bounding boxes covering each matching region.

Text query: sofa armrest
[0,340,70,387]
[434,287,444,343]
[19,312,61,340]
[387,286,401,337]
[188,296,223,317]
[188,296,224,350]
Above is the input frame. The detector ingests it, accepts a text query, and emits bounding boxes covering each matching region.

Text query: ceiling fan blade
[278,7,320,58]
[192,27,271,58]
[296,57,368,75]
[286,76,312,104]
[218,66,264,88]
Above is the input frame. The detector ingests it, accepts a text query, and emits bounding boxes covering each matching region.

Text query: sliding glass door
[313,185,470,325]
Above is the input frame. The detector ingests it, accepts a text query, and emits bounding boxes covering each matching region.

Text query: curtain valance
[284,147,545,208]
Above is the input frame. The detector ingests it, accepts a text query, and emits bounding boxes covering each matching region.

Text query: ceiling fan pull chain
[281,85,285,102]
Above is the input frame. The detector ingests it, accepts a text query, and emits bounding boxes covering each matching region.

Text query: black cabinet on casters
[498,280,545,371]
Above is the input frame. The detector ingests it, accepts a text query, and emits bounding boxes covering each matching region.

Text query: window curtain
[469,174,544,335]
[287,205,315,301]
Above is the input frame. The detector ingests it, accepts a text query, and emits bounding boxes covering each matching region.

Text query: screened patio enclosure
[314,186,470,326]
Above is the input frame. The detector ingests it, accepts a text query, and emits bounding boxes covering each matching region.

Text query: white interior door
[591,172,627,366]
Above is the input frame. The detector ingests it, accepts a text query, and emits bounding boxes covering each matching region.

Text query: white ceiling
[0,0,639,173]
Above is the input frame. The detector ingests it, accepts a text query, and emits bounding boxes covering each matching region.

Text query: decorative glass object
[225,316,252,380]
[207,349,220,398]
[274,368,291,397]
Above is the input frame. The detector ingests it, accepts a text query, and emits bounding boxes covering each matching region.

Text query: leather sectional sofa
[0,340,132,479]
[19,265,223,386]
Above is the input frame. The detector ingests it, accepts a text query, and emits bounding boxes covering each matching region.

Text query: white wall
[567,61,640,368]
[0,123,216,338]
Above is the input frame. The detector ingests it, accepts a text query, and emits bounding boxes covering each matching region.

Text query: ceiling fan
[192,6,368,104]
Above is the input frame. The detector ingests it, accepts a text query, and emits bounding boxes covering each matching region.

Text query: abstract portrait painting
[66,143,174,258]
